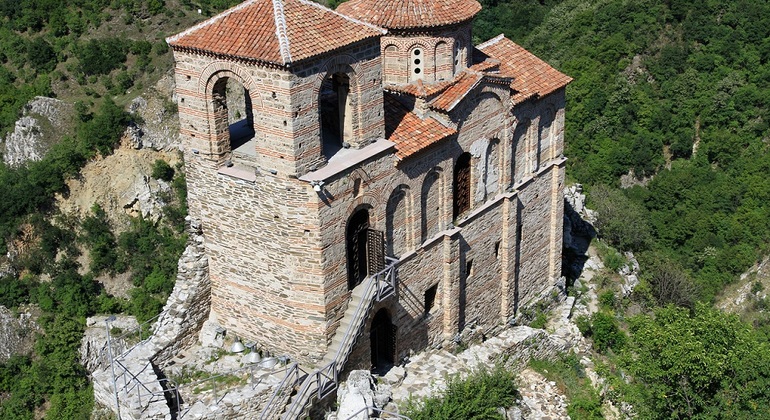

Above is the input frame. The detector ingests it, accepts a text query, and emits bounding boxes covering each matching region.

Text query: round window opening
[414,58,421,65]
[414,49,421,55]
[414,68,421,74]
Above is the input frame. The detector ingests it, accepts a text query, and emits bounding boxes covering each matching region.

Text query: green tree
[622,304,770,418]
[589,184,652,252]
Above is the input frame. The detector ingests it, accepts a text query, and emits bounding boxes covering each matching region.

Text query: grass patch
[530,354,603,419]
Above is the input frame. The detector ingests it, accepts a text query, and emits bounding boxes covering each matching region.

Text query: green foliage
[151,159,175,181]
[638,252,698,308]
[581,311,626,353]
[531,354,603,419]
[595,241,625,273]
[589,185,652,252]
[404,365,519,420]
[479,0,770,295]
[622,304,770,418]
[598,289,616,310]
[80,204,119,275]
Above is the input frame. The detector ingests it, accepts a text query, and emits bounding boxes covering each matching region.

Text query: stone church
[167,0,569,412]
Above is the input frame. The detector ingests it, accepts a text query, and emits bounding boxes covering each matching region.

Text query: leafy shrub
[623,304,770,418]
[589,312,626,352]
[531,354,603,419]
[404,365,519,420]
[575,314,592,337]
[80,204,118,275]
[75,38,128,76]
[151,159,174,181]
[639,253,698,308]
[598,290,617,310]
[601,248,626,273]
[589,185,652,252]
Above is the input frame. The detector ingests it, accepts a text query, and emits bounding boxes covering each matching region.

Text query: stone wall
[87,218,211,419]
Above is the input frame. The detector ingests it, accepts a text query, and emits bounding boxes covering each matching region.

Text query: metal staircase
[260,257,398,419]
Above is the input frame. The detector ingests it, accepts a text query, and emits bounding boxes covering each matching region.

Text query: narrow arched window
[409,46,424,81]
[453,152,471,219]
[320,72,352,159]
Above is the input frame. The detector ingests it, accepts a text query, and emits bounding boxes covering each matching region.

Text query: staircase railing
[259,362,306,419]
[260,257,398,419]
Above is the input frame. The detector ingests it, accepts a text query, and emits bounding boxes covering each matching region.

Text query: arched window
[453,152,471,219]
[512,120,530,185]
[211,77,255,158]
[319,72,353,159]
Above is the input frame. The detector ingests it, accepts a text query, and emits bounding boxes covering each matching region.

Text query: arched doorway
[347,209,370,290]
[370,309,396,372]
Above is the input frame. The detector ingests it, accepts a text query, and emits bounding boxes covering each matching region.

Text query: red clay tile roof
[336,0,481,30]
[477,35,572,103]
[428,71,483,112]
[384,78,453,98]
[385,94,456,159]
[167,0,385,66]
[468,56,500,72]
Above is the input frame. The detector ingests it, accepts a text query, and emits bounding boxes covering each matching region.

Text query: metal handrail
[259,362,305,419]
[280,258,399,418]
[96,311,166,372]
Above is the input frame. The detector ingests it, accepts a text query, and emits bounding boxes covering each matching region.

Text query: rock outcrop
[86,218,211,419]
[0,305,41,362]
[2,97,75,166]
[125,72,180,151]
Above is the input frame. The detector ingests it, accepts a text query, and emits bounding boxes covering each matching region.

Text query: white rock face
[0,305,41,362]
[126,72,181,151]
[2,97,74,166]
[337,370,375,420]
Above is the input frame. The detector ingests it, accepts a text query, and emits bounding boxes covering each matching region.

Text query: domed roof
[336,0,481,30]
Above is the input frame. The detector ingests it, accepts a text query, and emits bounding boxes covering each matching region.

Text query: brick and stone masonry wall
[381,23,473,84]
[173,39,386,364]
[172,27,566,369]
[184,156,328,363]
[313,82,565,371]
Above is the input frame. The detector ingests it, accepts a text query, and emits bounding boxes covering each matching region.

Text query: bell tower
[167,0,385,363]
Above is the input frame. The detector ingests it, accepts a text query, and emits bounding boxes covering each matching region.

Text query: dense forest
[0,1,236,418]
[475,0,770,418]
[0,0,769,418]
